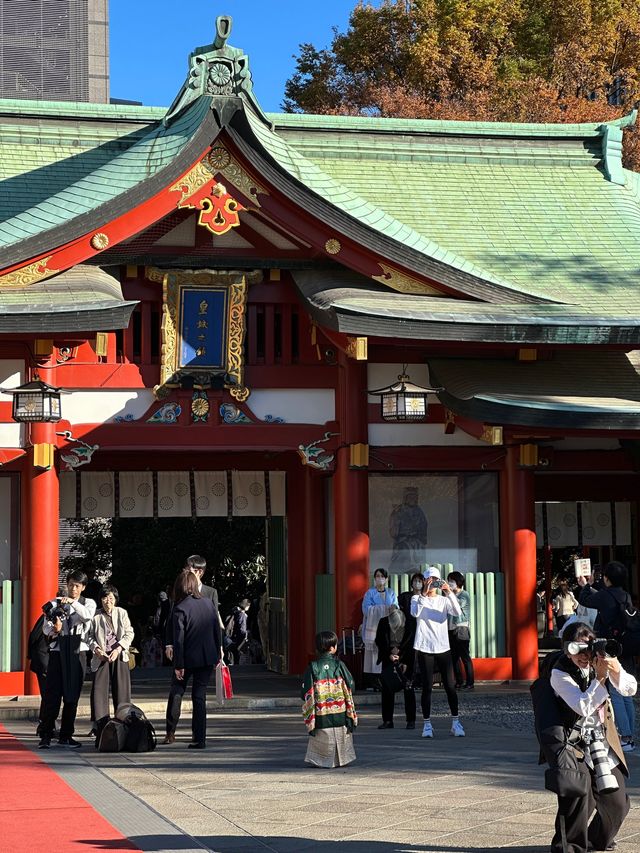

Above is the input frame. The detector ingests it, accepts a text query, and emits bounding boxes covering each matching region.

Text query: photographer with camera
[541,620,636,853]
[578,561,638,752]
[38,569,96,749]
[410,567,465,738]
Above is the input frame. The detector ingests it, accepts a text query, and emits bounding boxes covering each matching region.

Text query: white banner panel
[581,502,612,546]
[232,471,266,517]
[615,502,631,546]
[193,471,228,517]
[59,472,76,518]
[119,471,153,518]
[545,502,578,547]
[269,471,286,516]
[157,471,191,518]
[81,472,115,518]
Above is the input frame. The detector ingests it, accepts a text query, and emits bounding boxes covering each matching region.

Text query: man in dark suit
[165,571,221,749]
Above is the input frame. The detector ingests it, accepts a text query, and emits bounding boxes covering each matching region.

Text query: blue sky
[109,0,358,111]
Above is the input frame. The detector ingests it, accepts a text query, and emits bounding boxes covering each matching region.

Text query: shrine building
[2,16,640,694]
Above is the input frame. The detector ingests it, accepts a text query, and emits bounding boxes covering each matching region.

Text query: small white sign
[574,558,592,579]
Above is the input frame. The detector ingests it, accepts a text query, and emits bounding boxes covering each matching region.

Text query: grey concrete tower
[0,0,109,102]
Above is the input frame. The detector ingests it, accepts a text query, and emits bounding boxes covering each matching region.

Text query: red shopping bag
[216,661,233,701]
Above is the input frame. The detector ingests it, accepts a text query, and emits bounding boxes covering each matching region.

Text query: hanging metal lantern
[369,369,440,423]
[3,377,63,423]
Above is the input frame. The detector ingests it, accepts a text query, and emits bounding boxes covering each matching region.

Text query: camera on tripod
[42,599,72,622]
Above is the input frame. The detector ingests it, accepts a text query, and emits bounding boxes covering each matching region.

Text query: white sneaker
[421,721,433,738]
[450,720,465,737]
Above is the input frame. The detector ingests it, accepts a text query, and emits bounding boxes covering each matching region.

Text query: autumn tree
[283,0,640,167]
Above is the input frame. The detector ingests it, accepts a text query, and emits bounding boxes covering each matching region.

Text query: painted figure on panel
[389,486,428,573]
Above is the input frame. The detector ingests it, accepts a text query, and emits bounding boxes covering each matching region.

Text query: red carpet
[0,724,140,851]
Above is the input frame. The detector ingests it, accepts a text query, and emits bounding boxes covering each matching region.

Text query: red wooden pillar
[334,356,369,633]
[287,464,325,673]
[22,421,59,695]
[502,444,538,681]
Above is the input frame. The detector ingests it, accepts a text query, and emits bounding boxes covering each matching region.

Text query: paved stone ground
[7,692,640,853]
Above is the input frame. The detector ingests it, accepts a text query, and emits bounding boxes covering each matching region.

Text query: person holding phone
[411,567,465,738]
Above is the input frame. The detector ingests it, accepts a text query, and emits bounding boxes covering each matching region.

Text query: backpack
[224,612,235,638]
[97,719,127,752]
[27,614,49,675]
[599,589,640,657]
[115,703,157,752]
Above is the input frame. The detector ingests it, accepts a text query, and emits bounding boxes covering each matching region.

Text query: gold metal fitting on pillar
[519,443,539,467]
[32,443,55,470]
[349,443,369,468]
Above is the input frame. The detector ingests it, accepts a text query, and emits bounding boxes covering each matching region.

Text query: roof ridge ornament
[600,109,637,186]
[164,15,272,129]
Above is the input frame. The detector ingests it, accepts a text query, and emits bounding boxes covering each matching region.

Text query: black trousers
[448,630,475,687]
[381,683,416,724]
[91,658,132,724]
[165,665,213,744]
[416,650,458,719]
[551,762,629,853]
[40,650,86,739]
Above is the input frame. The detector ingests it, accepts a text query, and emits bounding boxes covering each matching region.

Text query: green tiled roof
[0,97,204,249]
[269,112,640,315]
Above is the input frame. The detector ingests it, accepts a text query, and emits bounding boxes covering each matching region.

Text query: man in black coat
[164,572,222,749]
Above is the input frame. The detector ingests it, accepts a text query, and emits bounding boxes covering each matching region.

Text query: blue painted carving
[298,432,337,470]
[147,402,182,424]
[220,403,252,424]
[262,414,285,424]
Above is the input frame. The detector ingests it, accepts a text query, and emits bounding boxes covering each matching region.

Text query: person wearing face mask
[535,620,636,853]
[361,569,398,682]
[411,567,465,738]
[375,604,416,729]
[447,571,474,690]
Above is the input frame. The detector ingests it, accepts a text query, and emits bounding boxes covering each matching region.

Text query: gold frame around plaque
[157,268,260,400]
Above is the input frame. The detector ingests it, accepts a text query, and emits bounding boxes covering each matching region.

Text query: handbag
[127,649,137,671]
[454,625,471,641]
[215,661,233,702]
[380,663,407,694]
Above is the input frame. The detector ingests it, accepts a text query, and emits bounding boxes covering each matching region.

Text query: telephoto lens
[589,736,619,793]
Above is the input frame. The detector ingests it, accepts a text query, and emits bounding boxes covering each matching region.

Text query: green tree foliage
[283,0,640,166]
[61,517,266,620]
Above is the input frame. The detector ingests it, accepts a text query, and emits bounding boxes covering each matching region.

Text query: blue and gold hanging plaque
[154,268,260,401]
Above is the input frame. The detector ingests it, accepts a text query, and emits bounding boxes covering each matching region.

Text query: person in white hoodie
[411,567,465,739]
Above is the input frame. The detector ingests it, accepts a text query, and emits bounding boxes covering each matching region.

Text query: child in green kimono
[301,630,358,767]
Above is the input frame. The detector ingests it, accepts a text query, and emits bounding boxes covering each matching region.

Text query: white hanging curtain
[119,471,153,518]
[81,471,115,518]
[269,471,286,516]
[232,471,266,517]
[615,503,631,546]
[59,472,76,518]
[545,502,579,547]
[581,502,612,547]
[157,471,191,518]
[193,471,228,517]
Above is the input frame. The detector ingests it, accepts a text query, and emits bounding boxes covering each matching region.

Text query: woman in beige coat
[89,584,135,741]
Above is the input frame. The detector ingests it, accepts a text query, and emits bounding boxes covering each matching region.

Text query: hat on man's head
[423,566,441,579]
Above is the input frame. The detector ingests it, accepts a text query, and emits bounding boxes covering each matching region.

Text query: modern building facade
[1,17,640,694]
[0,0,108,102]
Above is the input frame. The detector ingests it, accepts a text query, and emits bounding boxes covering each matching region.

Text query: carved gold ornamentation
[145,266,165,283]
[159,269,259,398]
[0,256,59,289]
[205,145,267,206]
[90,232,109,250]
[325,238,341,255]
[480,425,503,446]
[346,336,368,361]
[373,263,443,296]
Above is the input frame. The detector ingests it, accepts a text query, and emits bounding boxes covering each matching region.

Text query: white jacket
[89,606,135,671]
